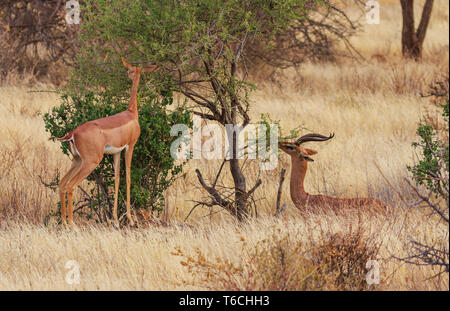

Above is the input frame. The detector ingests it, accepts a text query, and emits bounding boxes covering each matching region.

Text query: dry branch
[275,168,286,217]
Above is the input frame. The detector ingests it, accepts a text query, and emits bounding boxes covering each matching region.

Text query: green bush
[43,92,191,224]
[408,78,449,203]
[400,78,449,275]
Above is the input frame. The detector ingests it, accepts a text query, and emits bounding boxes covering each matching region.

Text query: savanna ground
[0,0,448,290]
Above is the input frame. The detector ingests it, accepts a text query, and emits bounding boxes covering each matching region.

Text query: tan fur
[58,58,157,227]
[279,141,389,214]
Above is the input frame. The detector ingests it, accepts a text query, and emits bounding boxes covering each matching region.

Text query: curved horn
[295,133,335,145]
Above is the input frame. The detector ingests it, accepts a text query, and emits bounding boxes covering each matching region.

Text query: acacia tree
[0,0,360,83]
[70,0,317,221]
[246,0,365,69]
[400,0,434,60]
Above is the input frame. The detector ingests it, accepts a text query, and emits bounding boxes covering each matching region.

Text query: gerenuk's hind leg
[65,158,102,226]
[59,157,82,226]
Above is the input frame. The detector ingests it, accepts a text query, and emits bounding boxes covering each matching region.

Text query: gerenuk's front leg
[113,152,121,227]
[125,144,135,226]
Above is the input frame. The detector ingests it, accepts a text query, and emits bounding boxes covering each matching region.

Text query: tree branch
[275,168,286,216]
[195,168,231,209]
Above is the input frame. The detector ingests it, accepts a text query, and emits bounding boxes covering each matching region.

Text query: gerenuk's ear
[121,57,133,70]
[304,148,318,156]
[142,64,158,73]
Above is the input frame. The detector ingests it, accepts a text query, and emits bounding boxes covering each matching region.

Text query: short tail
[51,132,73,142]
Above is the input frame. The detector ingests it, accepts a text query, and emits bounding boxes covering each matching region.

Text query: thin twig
[275,168,286,216]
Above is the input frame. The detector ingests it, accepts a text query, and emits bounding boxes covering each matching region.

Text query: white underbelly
[104,144,127,154]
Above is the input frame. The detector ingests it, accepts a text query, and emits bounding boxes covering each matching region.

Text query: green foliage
[43,92,191,223]
[66,0,320,220]
[253,113,301,161]
[69,0,317,120]
[408,79,449,200]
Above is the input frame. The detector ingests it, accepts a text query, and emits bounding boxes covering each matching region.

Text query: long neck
[290,156,308,203]
[128,71,141,114]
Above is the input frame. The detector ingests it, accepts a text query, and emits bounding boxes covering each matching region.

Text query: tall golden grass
[0,0,448,290]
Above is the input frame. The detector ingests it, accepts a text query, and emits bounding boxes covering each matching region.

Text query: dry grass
[0,212,448,290]
[0,0,448,290]
[174,224,383,290]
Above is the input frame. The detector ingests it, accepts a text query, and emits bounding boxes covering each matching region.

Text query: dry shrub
[174,228,380,291]
[310,230,380,290]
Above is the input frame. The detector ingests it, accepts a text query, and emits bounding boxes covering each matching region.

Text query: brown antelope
[57,57,157,226]
[279,133,388,213]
